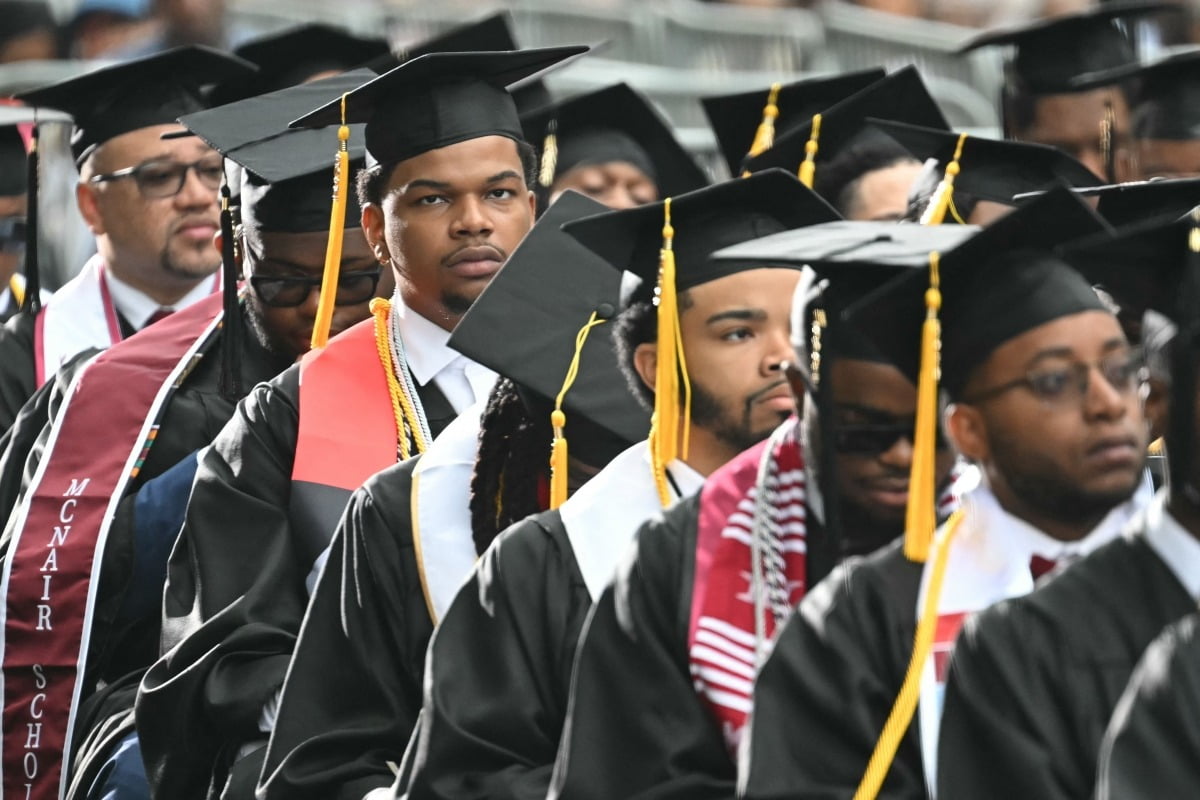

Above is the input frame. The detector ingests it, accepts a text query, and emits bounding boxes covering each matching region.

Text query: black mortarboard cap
[234,24,391,90]
[179,69,371,234]
[1015,177,1200,227]
[743,67,949,177]
[290,46,587,168]
[449,190,649,460]
[871,119,1103,205]
[563,169,840,290]
[959,1,1172,95]
[520,83,707,198]
[1072,47,1200,140]
[843,186,1112,394]
[16,45,257,164]
[701,68,886,175]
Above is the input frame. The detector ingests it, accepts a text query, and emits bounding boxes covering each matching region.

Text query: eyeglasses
[249,268,382,308]
[88,156,224,198]
[834,422,949,455]
[0,217,25,254]
[962,348,1145,408]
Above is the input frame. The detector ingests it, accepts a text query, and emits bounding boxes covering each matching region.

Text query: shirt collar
[1141,491,1200,600]
[391,300,460,387]
[103,268,215,330]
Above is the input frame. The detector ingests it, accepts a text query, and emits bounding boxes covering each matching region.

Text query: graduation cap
[700,68,886,176]
[870,119,1104,219]
[289,46,587,168]
[234,24,391,89]
[520,83,707,198]
[15,45,257,165]
[958,1,1170,96]
[743,66,949,192]
[563,169,840,504]
[1071,47,1200,142]
[1014,176,1200,227]
[450,191,651,505]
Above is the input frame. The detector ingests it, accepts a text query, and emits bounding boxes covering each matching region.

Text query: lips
[174,217,218,242]
[753,382,797,413]
[1085,436,1141,468]
[860,478,911,509]
[446,245,504,279]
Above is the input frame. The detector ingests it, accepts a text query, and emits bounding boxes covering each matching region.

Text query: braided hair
[468,377,553,555]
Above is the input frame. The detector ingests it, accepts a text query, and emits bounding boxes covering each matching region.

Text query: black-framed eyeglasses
[88,156,224,198]
[834,423,950,455]
[249,268,382,308]
[0,217,25,254]
[961,348,1145,408]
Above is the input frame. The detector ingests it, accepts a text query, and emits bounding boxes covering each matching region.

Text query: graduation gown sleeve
[260,458,432,800]
[1096,612,1200,800]
[547,495,735,800]
[0,311,36,432]
[937,535,1195,800]
[137,364,308,800]
[400,511,591,800]
[739,540,925,800]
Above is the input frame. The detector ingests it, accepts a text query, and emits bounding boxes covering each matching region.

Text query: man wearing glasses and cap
[0,46,257,431]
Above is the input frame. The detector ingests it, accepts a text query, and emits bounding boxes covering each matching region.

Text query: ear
[1144,376,1170,443]
[633,342,658,396]
[361,203,389,264]
[75,182,104,235]
[525,188,537,218]
[946,402,989,463]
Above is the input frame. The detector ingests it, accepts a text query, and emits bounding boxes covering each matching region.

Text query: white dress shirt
[104,269,216,331]
[392,301,497,413]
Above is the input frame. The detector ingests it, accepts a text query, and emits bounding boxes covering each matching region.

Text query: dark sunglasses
[0,217,25,254]
[834,422,950,456]
[249,268,382,308]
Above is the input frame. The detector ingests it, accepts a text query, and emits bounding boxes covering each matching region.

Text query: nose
[1083,363,1129,421]
[175,163,217,209]
[879,433,915,469]
[1074,147,1107,181]
[763,328,794,377]
[453,195,494,238]
[296,282,321,320]
[604,186,641,211]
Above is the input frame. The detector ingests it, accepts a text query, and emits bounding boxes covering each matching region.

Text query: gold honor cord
[651,197,693,507]
[371,298,428,461]
[311,93,352,350]
[853,509,965,800]
[919,133,968,226]
[905,251,942,563]
[798,112,821,189]
[548,311,608,509]
[741,82,782,178]
[9,274,24,308]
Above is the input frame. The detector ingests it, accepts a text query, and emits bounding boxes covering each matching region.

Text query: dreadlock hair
[468,377,553,554]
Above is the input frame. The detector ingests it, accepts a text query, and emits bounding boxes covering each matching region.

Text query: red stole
[0,294,223,800]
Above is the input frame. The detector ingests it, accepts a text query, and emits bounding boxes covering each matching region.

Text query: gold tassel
[650,198,692,507]
[9,274,24,308]
[903,252,942,563]
[549,311,607,508]
[919,133,968,226]
[539,119,559,189]
[797,112,822,189]
[810,308,827,388]
[740,82,782,177]
[311,93,352,350]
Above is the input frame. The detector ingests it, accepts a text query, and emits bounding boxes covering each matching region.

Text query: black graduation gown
[0,311,36,432]
[258,457,432,800]
[137,364,454,800]
[937,532,1196,800]
[549,493,738,800]
[1096,612,1200,800]
[399,508,591,800]
[738,539,925,800]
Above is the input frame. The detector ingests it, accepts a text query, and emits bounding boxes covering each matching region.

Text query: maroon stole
[0,294,224,800]
[687,420,808,755]
[289,319,397,569]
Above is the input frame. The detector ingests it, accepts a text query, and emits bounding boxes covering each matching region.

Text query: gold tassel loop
[538,119,559,188]
[311,94,352,350]
[904,251,942,563]
[919,133,968,226]
[549,311,607,509]
[740,82,782,177]
[797,112,822,189]
[650,198,692,507]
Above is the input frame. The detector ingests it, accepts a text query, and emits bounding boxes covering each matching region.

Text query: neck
[986,470,1107,542]
[1166,484,1200,543]
[398,283,461,333]
[105,257,209,307]
[679,423,742,478]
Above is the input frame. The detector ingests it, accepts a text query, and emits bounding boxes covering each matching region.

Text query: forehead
[91,124,215,171]
[830,358,917,412]
[1024,88,1129,142]
[983,308,1125,371]
[684,267,802,313]
[385,134,524,189]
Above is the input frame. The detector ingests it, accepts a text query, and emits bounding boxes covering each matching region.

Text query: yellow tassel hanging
[919,133,968,226]
[549,310,607,509]
[311,93,352,350]
[9,274,24,309]
[797,112,822,189]
[903,252,942,564]
[650,198,692,507]
[538,119,559,189]
[740,82,782,177]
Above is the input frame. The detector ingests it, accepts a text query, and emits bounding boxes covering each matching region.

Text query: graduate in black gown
[397,171,836,800]
[937,211,1200,800]
[740,188,1152,800]
[256,189,653,800]
[134,47,584,800]
[1095,611,1200,799]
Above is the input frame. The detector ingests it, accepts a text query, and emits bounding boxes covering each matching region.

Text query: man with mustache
[134,47,584,800]
[0,46,256,431]
[397,171,835,800]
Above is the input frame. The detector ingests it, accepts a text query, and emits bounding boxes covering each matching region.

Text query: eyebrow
[1025,337,1129,367]
[705,308,768,325]
[402,170,524,194]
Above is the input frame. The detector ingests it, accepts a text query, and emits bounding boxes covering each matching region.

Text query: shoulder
[801,539,920,628]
